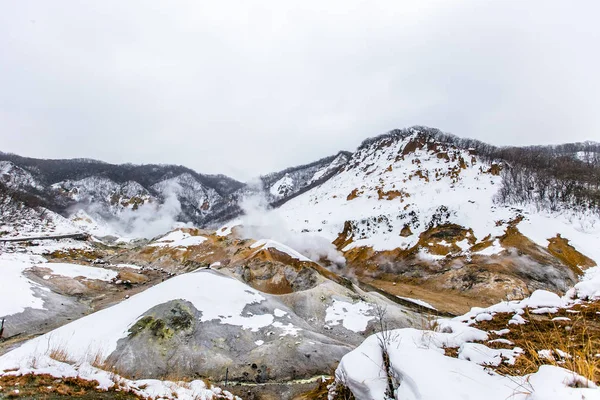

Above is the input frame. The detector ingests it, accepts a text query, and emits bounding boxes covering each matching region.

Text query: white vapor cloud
[72,181,188,239]
[239,186,345,265]
[115,182,186,239]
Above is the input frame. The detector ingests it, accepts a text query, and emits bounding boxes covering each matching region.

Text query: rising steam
[70,181,188,239]
[238,185,345,265]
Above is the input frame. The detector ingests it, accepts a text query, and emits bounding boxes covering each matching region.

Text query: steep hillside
[261,152,351,203]
[0,152,245,231]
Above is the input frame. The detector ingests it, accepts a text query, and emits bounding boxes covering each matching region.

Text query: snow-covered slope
[213,128,600,313]
[261,152,350,202]
[272,128,598,257]
[0,161,43,191]
[274,128,507,249]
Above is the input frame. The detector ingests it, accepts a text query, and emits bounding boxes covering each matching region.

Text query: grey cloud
[1,0,599,180]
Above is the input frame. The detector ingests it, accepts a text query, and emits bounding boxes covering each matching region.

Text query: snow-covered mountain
[262,152,351,203]
[0,150,352,238]
[223,127,600,313]
[2,129,598,240]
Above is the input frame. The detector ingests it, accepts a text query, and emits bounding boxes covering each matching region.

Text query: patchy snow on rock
[0,161,43,191]
[456,289,569,327]
[309,153,349,184]
[417,249,446,261]
[273,308,287,317]
[36,263,118,281]
[112,263,142,270]
[269,174,294,198]
[250,239,311,262]
[398,296,437,310]
[0,270,277,367]
[474,239,504,256]
[325,299,375,332]
[216,221,238,237]
[271,321,301,337]
[21,238,91,256]
[149,230,207,248]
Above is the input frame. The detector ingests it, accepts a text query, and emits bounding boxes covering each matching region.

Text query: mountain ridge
[1,126,599,239]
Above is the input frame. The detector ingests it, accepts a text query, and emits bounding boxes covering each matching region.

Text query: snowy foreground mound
[333,269,600,400]
[336,327,597,400]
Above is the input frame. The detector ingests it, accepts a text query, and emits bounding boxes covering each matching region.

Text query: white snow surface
[149,230,207,248]
[474,239,504,256]
[36,263,118,281]
[325,299,375,332]
[250,239,312,262]
[0,252,47,317]
[398,296,437,310]
[570,266,600,300]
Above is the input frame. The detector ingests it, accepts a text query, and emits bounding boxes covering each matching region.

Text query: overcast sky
[1,1,599,180]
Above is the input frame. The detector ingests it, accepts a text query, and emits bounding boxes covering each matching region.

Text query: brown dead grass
[472,301,600,384]
[0,373,142,398]
[47,344,74,364]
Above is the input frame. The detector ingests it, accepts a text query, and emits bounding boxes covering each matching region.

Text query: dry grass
[0,373,142,398]
[508,308,599,384]
[466,300,600,385]
[87,347,108,369]
[47,343,74,364]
